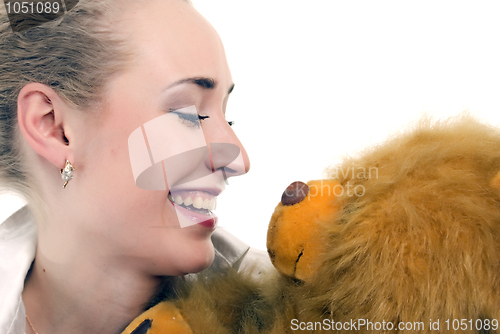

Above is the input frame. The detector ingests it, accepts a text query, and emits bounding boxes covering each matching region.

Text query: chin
[186,243,216,274]
[169,238,215,276]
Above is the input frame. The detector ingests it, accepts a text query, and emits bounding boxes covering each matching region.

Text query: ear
[17,83,74,169]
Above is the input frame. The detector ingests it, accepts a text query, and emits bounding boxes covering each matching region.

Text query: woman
[0,0,254,333]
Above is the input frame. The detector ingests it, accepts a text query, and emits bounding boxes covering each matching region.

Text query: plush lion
[123,115,500,334]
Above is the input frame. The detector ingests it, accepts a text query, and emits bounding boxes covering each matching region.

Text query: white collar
[0,206,37,334]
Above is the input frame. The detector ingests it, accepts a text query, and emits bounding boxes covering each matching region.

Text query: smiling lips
[167,189,218,229]
[168,190,217,215]
[168,190,217,220]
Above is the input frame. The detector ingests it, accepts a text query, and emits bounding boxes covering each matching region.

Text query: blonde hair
[0,0,189,202]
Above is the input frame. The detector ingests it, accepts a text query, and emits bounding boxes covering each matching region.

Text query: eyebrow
[164,76,235,94]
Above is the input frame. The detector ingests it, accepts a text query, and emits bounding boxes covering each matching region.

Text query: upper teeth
[168,193,216,211]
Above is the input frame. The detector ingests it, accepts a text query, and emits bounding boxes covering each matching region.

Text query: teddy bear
[122,115,500,334]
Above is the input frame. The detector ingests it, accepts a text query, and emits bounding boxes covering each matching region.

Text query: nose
[203,117,250,180]
[208,143,247,179]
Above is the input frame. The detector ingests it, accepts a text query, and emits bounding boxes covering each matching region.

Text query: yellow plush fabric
[300,116,500,331]
[122,302,192,334]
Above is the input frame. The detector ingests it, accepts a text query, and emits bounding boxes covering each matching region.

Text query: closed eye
[170,110,209,128]
[170,109,234,128]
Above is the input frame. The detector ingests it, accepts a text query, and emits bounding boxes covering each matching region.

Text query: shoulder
[0,206,37,334]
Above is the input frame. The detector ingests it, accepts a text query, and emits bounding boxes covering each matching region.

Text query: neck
[22,242,163,334]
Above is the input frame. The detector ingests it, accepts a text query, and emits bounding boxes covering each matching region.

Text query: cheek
[93,190,170,249]
[83,141,167,220]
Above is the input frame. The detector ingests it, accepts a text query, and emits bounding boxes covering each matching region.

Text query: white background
[2,1,500,251]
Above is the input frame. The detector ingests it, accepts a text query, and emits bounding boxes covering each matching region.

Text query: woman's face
[71,0,249,276]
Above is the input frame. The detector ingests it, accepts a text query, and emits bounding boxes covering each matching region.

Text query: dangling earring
[61,160,76,188]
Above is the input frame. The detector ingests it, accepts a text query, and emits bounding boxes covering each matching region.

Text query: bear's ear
[491,171,500,189]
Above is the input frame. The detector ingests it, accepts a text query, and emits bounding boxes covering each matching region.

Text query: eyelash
[169,110,234,128]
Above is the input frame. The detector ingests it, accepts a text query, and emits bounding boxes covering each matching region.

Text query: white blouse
[0,207,36,334]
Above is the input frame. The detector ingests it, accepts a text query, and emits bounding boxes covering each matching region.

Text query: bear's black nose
[281,181,309,206]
